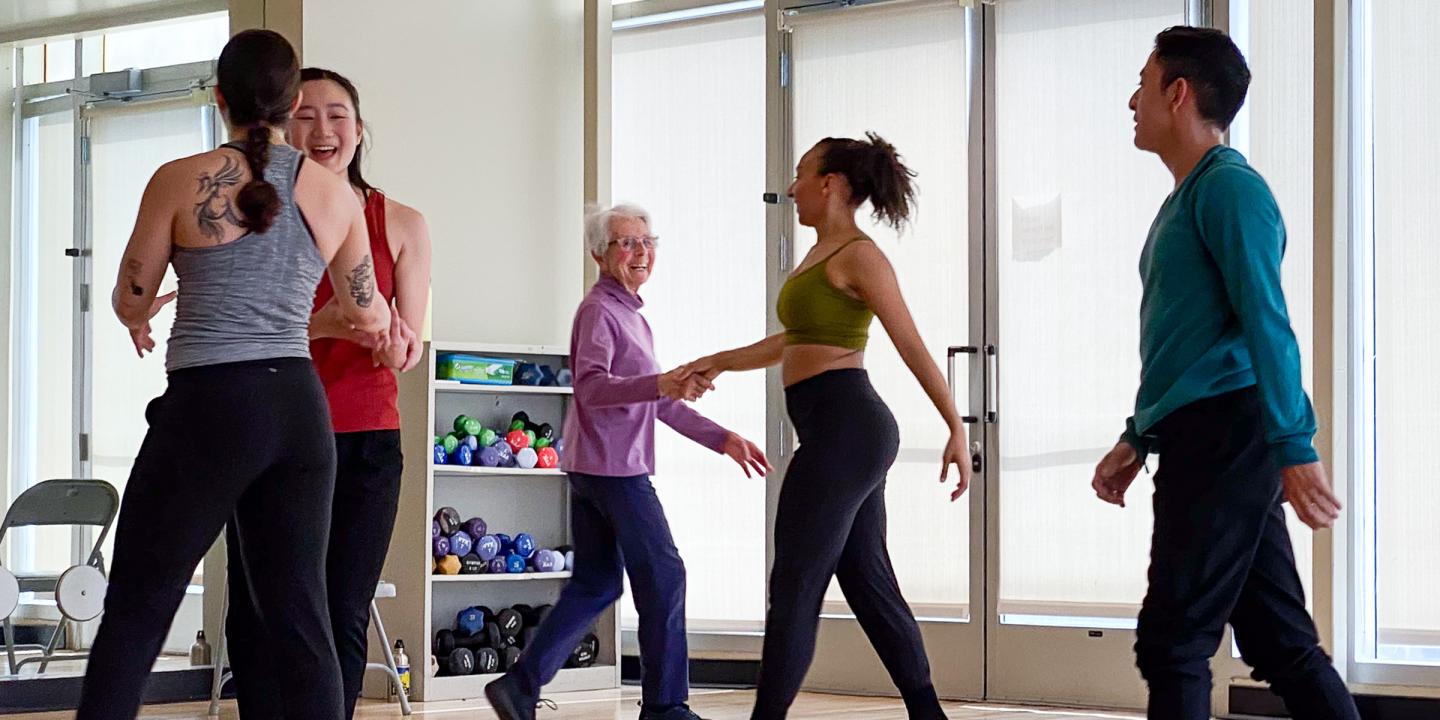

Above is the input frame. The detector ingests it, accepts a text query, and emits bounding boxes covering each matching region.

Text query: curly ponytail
[817,131,918,232]
[217,29,300,234]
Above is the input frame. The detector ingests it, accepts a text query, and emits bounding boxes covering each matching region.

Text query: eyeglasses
[610,235,660,252]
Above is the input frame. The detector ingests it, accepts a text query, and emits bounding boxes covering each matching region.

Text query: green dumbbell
[479,428,498,448]
[442,434,460,455]
[453,415,483,437]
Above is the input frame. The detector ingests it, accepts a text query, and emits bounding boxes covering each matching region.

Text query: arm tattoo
[123,259,145,296]
[347,255,376,308]
[194,156,244,242]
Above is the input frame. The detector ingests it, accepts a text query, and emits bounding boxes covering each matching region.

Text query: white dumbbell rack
[371,342,621,703]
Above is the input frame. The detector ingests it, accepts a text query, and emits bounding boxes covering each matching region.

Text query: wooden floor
[9,687,1143,719]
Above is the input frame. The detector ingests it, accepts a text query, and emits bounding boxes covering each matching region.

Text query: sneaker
[638,703,708,720]
[484,674,538,720]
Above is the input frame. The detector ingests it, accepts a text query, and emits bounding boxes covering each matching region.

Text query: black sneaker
[484,674,537,720]
[638,703,707,720]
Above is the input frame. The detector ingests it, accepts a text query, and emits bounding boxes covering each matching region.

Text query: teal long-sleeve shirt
[1121,145,1317,468]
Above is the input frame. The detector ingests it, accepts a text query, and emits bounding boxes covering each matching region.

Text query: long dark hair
[816,131,917,232]
[299,67,377,194]
[216,29,300,234]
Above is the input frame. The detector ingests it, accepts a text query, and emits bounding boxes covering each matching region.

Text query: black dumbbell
[439,647,475,676]
[501,645,522,671]
[435,626,502,656]
[565,633,600,668]
[496,607,524,638]
[461,553,486,574]
[474,646,500,674]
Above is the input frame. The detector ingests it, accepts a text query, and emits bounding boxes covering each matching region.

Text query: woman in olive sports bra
[685,132,969,720]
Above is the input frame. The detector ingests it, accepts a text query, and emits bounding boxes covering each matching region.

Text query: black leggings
[227,429,403,720]
[77,358,342,720]
[752,369,944,720]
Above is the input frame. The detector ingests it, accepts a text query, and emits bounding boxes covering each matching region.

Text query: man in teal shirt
[1091,27,1358,720]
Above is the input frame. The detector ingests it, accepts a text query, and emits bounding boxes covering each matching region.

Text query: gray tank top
[166,144,326,371]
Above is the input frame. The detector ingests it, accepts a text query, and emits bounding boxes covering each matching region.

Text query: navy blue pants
[510,473,688,706]
[1137,387,1359,720]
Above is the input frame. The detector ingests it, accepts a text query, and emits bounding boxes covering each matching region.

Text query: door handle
[984,344,998,423]
[947,346,979,424]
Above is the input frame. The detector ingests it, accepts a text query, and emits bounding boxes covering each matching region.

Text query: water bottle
[394,639,411,699]
[189,630,212,666]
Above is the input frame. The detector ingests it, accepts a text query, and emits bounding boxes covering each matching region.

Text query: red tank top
[311,190,400,432]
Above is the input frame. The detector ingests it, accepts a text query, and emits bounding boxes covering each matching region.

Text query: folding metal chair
[0,479,119,675]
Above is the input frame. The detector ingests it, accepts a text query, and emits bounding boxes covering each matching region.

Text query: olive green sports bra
[776,238,874,351]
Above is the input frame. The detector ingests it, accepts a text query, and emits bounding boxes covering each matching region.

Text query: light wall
[300,0,588,346]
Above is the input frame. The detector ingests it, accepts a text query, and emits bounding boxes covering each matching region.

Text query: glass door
[779,0,985,698]
[985,0,1186,708]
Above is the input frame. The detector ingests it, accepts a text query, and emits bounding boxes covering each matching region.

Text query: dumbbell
[461,553,486,574]
[475,646,501,674]
[438,647,474,677]
[434,507,461,536]
[531,549,560,573]
[456,606,488,635]
[435,626,502,656]
[449,530,474,557]
[565,633,600,668]
[514,533,536,559]
[454,414,483,437]
[501,645,522,671]
[505,553,526,574]
[475,535,501,562]
[495,607,524,639]
[461,517,488,539]
[510,411,530,431]
[436,554,461,575]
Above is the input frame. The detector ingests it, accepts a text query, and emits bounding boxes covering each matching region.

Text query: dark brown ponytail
[217,30,300,234]
[817,131,917,231]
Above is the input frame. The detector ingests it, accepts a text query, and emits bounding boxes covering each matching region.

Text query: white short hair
[584,202,652,257]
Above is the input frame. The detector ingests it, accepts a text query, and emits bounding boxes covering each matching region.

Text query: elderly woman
[486,203,768,720]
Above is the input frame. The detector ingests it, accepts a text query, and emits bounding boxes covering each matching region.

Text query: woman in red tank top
[221,67,432,720]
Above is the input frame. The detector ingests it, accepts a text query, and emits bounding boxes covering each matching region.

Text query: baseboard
[0,667,231,714]
[622,655,759,688]
[1228,685,1440,719]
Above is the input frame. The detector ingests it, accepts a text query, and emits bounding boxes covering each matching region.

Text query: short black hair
[1153,26,1251,130]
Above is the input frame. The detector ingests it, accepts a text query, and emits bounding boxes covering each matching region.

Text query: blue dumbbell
[505,553,527,573]
[514,533,536,559]
[476,534,501,562]
[433,444,448,464]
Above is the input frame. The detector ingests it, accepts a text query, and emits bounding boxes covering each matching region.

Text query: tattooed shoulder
[193,155,245,243]
[347,255,376,308]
